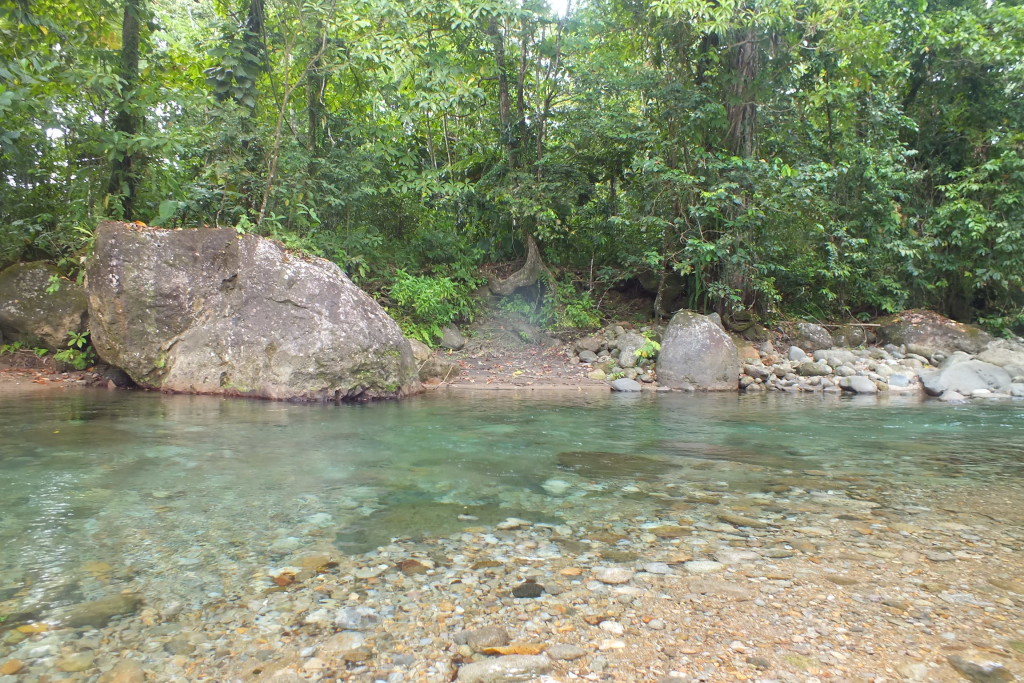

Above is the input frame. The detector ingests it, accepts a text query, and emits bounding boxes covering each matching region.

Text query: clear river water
[2,387,1022,631]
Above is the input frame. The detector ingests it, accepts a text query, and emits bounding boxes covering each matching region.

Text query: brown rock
[98,660,146,683]
[57,652,95,672]
[56,593,143,628]
[1,659,25,675]
[719,512,769,528]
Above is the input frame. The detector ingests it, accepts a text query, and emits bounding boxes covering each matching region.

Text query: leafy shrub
[388,270,477,345]
[554,287,602,330]
[53,331,95,370]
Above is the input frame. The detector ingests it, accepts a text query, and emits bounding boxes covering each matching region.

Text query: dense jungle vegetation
[1,0,1023,339]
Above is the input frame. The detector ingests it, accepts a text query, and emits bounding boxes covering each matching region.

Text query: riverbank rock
[920,359,1012,396]
[877,309,993,355]
[792,322,834,352]
[85,222,419,401]
[832,324,869,347]
[409,339,460,383]
[656,311,739,391]
[977,340,1024,377]
[439,325,467,351]
[0,262,88,351]
[569,323,660,384]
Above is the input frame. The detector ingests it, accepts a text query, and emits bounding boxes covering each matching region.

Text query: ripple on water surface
[0,389,1022,624]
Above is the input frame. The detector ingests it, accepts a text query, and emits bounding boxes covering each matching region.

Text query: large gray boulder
[920,359,1012,396]
[793,322,834,352]
[86,222,420,401]
[656,310,740,391]
[876,309,993,354]
[832,324,869,347]
[0,261,88,350]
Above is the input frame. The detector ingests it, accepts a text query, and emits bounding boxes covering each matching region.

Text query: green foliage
[388,270,478,345]
[0,341,48,357]
[552,286,602,330]
[52,331,95,370]
[635,334,661,361]
[1,0,1021,329]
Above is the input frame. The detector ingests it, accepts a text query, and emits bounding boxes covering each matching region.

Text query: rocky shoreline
[566,313,1024,403]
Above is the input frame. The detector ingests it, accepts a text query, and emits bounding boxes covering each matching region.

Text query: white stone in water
[305,513,333,527]
[595,567,634,585]
[302,657,327,671]
[455,654,552,682]
[541,479,572,496]
[270,536,302,552]
[714,549,761,565]
[599,620,625,635]
[303,609,334,627]
[684,560,725,574]
[496,517,532,530]
[642,562,674,575]
[354,564,388,579]
[319,631,366,657]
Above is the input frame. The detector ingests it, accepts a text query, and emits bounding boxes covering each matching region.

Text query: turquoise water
[1,388,1022,624]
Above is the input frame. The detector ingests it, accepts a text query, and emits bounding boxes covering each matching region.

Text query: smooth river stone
[685,560,725,574]
[456,654,553,682]
[57,594,143,628]
[546,644,586,661]
[719,512,768,528]
[57,653,95,673]
[714,549,761,565]
[595,568,634,585]
[946,655,1016,683]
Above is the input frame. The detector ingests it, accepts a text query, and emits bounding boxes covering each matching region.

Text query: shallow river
[2,388,1021,627]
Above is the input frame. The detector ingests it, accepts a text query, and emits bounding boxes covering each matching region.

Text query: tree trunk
[721,26,760,311]
[105,0,143,220]
[306,28,327,155]
[724,27,759,158]
[486,18,516,169]
[489,233,551,296]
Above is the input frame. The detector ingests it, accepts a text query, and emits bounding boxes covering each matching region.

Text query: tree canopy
[2,0,1022,334]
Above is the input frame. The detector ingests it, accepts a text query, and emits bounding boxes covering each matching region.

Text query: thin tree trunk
[306,28,328,156]
[487,18,515,168]
[105,0,143,220]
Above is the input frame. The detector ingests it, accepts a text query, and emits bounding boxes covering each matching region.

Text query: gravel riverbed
[2,460,1022,683]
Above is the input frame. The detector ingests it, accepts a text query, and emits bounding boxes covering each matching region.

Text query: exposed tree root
[488,233,553,296]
